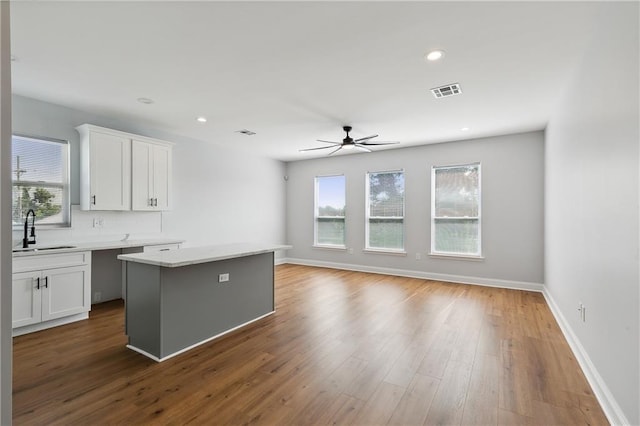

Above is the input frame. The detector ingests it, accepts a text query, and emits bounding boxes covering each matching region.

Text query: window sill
[363,248,407,256]
[313,244,347,251]
[428,252,485,261]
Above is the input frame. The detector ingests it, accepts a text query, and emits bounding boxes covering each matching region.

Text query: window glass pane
[316,175,345,246]
[367,171,404,251]
[368,219,403,249]
[317,175,345,217]
[434,219,479,254]
[369,172,404,217]
[12,136,65,184]
[12,185,64,226]
[12,135,69,226]
[316,218,345,246]
[434,165,479,217]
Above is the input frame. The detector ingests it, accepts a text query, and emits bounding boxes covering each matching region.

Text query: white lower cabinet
[12,251,91,335]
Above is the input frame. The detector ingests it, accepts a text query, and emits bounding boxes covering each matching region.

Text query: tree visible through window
[431,163,481,256]
[366,170,404,251]
[12,135,70,227]
[315,175,346,247]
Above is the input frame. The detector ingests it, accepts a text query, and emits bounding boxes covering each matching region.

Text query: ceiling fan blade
[299,145,339,152]
[358,141,400,146]
[316,139,341,145]
[354,145,372,153]
[327,146,343,156]
[354,134,378,142]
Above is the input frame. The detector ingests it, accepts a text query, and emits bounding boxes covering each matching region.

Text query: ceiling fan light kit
[300,125,399,156]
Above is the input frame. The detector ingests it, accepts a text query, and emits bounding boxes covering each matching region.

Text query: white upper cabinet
[77,125,131,210]
[131,139,173,211]
[77,124,173,211]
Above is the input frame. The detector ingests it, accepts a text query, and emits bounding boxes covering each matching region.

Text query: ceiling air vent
[431,83,462,99]
[235,129,256,136]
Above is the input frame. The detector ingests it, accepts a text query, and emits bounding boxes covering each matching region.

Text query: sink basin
[13,245,76,253]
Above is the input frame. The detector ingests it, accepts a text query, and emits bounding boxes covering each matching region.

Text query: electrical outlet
[218,273,230,283]
[348,248,354,255]
[94,291,102,302]
[415,252,421,260]
[93,218,104,228]
[578,302,586,322]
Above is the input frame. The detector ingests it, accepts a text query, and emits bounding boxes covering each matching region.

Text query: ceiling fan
[300,126,399,155]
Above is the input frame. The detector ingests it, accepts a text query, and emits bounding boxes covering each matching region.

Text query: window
[366,170,404,251]
[12,135,70,228]
[431,163,481,256]
[314,175,346,247]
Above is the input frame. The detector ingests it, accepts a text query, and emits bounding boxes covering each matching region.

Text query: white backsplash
[13,205,163,247]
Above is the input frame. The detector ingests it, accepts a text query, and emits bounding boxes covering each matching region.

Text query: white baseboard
[279,257,543,292]
[542,288,629,426]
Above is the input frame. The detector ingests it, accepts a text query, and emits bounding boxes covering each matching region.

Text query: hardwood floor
[13,264,608,425]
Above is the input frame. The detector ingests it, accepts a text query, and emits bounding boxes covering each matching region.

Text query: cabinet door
[12,271,42,328]
[152,144,172,210]
[132,140,172,211]
[89,131,131,210]
[131,140,154,211]
[41,265,91,322]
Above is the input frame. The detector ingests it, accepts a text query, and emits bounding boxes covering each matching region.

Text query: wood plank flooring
[13,264,608,425]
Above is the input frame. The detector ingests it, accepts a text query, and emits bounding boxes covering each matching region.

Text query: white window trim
[365,169,405,252]
[12,134,71,229]
[430,162,481,258]
[314,174,346,248]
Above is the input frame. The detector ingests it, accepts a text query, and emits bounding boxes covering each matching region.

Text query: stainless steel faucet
[23,209,36,248]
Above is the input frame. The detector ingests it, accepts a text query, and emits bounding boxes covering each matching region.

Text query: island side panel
[125,262,162,358]
[159,252,274,358]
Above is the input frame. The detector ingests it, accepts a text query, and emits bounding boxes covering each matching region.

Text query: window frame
[430,162,482,259]
[365,169,406,253]
[313,174,346,249]
[12,133,71,229]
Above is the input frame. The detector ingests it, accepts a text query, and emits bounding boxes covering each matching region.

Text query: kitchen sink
[13,245,76,253]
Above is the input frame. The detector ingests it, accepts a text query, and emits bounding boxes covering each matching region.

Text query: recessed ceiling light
[137,97,154,104]
[425,50,445,61]
[196,116,207,123]
[461,127,470,132]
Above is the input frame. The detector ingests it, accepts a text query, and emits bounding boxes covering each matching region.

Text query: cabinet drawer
[143,244,180,253]
[13,251,91,273]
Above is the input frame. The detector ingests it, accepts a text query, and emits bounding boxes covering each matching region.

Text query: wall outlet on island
[218,273,230,283]
[93,218,104,228]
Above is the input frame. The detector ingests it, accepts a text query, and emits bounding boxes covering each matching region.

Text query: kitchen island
[117,243,290,361]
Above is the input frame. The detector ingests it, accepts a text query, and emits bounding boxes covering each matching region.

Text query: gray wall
[545,2,639,424]
[11,95,288,251]
[286,131,544,286]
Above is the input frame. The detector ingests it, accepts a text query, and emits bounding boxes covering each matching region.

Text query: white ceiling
[10,1,601,161]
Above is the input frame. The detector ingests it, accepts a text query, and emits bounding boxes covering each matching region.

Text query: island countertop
[117,242,291,268]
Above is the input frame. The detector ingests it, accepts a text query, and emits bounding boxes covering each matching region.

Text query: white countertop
[12,238,184,257]
[117,242,291,268]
